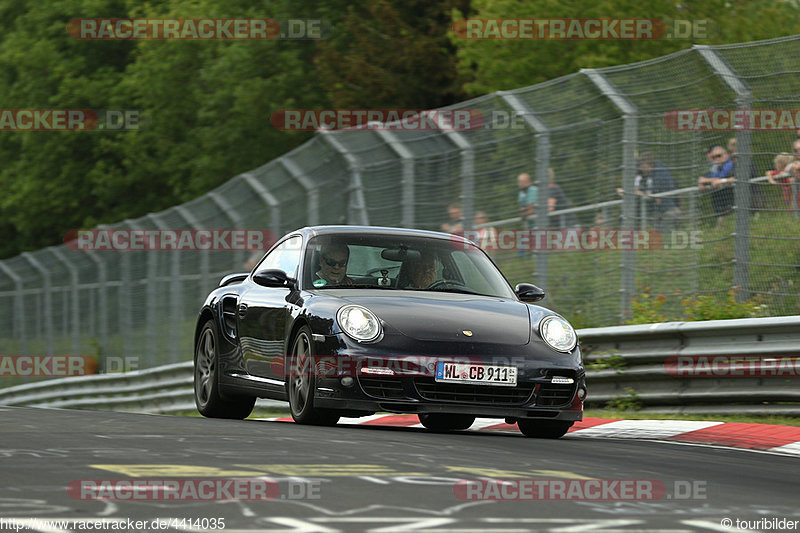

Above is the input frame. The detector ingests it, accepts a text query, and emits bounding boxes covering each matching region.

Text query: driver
[406,251,438,289]
[314,243,353,287]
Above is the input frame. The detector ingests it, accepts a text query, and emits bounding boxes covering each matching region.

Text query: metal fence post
[500,92,551,290]
[583,69,638,322]
[0,262,26,354]
[321,132,370,225]
[145,214,170,365]
[207,192,248,271]
[174,205,210,291]
[281,157,320,226]
[435,116,474,237]
[82,250,108,356]
[108,222,134,365]
[49,247,80,355]
[372,128,416,228]
[21,253,53,355]
[241,172,282,236]
[696,45,752,300]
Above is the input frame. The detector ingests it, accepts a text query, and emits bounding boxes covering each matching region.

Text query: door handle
[238,303,248,318]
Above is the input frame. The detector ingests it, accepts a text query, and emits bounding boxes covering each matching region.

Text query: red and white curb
[262,415,800,457]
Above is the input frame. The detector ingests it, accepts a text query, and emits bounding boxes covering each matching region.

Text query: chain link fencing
[2,35,800,377]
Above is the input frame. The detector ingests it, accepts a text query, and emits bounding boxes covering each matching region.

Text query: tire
[517,419,573,439]
[287,326,340,426]
[418,413,475,431]
[194,320,255,419]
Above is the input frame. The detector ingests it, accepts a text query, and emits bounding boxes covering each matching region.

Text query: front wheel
[517,419,573,438]
[418,413,475,431]
[287,326,340,426]
[194,320,255,419]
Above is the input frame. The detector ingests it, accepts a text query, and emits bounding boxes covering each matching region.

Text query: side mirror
[515,283,545,302]
[253,269,295,288]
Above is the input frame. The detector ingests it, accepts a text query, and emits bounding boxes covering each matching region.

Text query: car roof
[292,225,473,245]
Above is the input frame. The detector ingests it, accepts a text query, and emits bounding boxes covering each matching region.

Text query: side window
[255,236,302,278]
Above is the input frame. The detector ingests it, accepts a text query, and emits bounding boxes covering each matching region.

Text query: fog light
[577,387,587,400]
[341,377,354,387]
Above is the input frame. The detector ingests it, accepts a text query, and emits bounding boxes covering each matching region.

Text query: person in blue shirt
[638,153,680,233]
[697,146,735,225]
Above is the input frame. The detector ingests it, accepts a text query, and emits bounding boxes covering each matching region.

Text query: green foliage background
[1,0,800,260]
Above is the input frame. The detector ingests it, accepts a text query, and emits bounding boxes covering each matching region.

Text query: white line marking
[767,441,800,456]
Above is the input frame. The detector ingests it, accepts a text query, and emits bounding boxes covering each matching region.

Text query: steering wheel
[427,279,468,290]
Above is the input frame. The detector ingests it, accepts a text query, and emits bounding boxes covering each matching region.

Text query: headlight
[337,305,382,342]
[539,315,577,353]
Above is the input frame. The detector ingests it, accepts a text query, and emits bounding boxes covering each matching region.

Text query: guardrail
[0,362,284,414]
[580,315,800,416]
[0,316,798,416]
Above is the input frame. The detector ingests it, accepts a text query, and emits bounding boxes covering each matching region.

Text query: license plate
[435,362,517,386]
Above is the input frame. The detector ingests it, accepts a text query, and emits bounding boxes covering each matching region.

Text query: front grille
[414,378,534,405]
[536,380,577,407]
[359,377,405,400]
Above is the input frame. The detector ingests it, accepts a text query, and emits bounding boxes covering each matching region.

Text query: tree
[453,0,800,95]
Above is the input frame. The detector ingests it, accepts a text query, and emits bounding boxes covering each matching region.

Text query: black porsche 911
[193,225,586,438]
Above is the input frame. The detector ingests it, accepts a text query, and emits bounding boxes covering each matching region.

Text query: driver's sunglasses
[322,256,347,268]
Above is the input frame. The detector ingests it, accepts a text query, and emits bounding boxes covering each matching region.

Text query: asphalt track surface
[1,406,799,532]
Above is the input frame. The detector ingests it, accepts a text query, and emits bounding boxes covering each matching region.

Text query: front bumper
[312,360,585,421]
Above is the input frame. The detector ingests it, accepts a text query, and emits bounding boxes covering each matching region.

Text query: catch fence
[2,35,800,373]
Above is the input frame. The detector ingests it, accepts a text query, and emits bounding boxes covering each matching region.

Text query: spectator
[767,152,800,209]
[591,211,611,231]
[314,242,352,286]
[440,203,464,234]
[547,169,578,228]
[517,173,538,229]
[697,145,735,226]
[473,211,498,251]
[637,153,680,233]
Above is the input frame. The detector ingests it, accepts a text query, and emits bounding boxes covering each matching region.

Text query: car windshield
[303,233,515,298]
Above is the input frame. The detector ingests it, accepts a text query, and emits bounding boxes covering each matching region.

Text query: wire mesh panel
[2,36,800,374]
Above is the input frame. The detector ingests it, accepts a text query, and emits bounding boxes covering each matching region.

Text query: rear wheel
[418,413,475,431]
[194,320,255,419]
[517,419,573,438]
[287,326,340,426]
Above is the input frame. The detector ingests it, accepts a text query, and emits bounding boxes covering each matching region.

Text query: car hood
[327,290,531,345]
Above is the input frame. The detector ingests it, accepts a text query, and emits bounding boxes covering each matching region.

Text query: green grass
[488,199,800,327]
